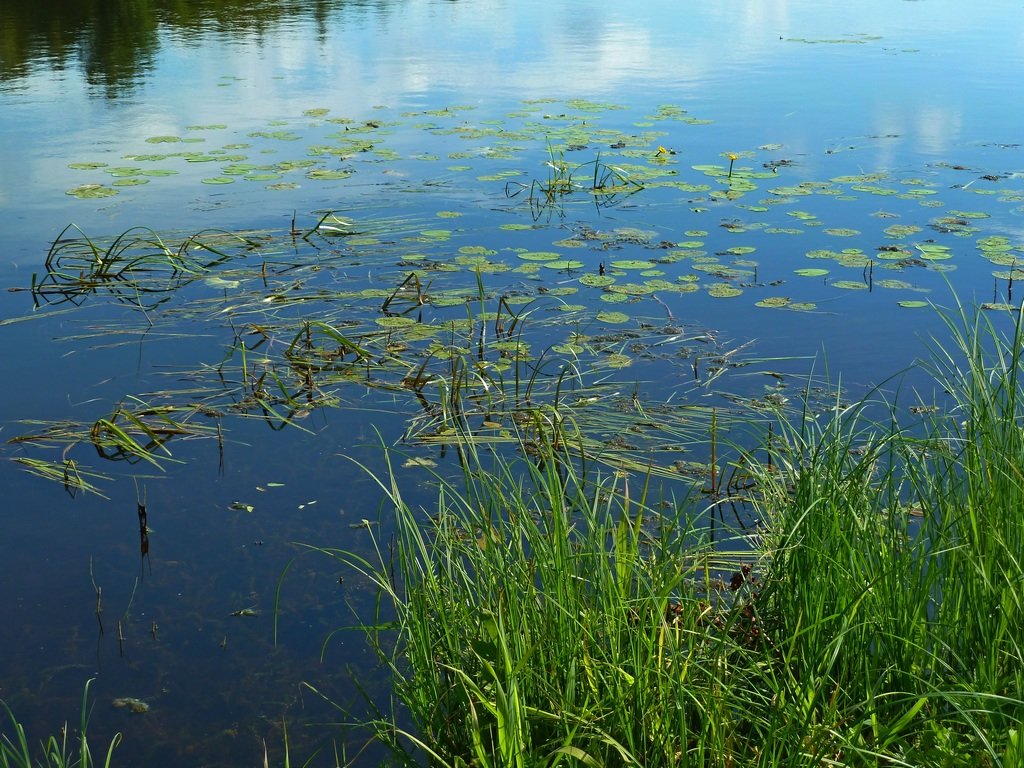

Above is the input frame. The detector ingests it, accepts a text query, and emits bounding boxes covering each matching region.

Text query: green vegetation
[1,681,119,768]
[10,217,751,497]
[312,300,1024,766]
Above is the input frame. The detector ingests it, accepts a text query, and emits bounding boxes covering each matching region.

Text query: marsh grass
[311,302,1024,766]
[306,421,762,767]
[0,680,120,768]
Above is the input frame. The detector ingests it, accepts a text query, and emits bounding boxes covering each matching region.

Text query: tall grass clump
[321,304,1023,766]
[320,409,769,767]
[751,301,1024,765]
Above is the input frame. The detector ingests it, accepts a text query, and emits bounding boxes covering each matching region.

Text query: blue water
[2,0,1024,764]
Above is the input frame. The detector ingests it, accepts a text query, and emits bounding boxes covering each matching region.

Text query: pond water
[2,0,1024,764]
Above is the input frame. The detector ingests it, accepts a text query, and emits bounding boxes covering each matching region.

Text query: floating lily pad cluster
[60,97,1024,313]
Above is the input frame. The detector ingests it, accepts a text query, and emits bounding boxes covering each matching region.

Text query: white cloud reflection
[3,0,1023,241]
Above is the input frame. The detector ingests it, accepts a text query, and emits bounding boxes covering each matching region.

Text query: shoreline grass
[318,301,1024,766]
[1,680,120,768]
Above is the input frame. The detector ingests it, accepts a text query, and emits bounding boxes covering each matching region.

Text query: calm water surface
[2,0,1024,764]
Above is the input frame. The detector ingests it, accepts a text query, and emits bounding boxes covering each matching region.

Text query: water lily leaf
[105,167,143,177]
[755,297,791,308]
[417,229,452,241]
[607,282,654,296]
[542,260,584,270]
[992,270,1024,280]
[66,184,118,199]
[610,260,656,270]
[201,176,235,184]
[947,210,990,219]
[306,169,353,180]
[794,268,829,277]
[915,244,952,260]
[832,280,868,290]
[249,130,301,141]
[375,316,417,328]
[596,311,630,324]
[883,224,922,238]
[898,300,929,308]
[707,283,742,298]
[518,251,560,261]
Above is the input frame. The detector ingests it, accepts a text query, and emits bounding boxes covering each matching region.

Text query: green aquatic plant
[745,301,1024,765]
[301,418,761,768]
[9,218,754,494]
[299,301,1024,767]
[0,679,120,768]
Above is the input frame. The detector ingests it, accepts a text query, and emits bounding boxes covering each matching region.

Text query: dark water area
[2,0,1024,764]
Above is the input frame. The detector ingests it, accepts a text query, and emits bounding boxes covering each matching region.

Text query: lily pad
[579,275,616,287]
[610,260,656,270]
[755,297,791,308]
[66,184,118,199]
[832,280,868,290]
[375,316,418,328]
[306,169,353,180]
[707,283,742,298]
